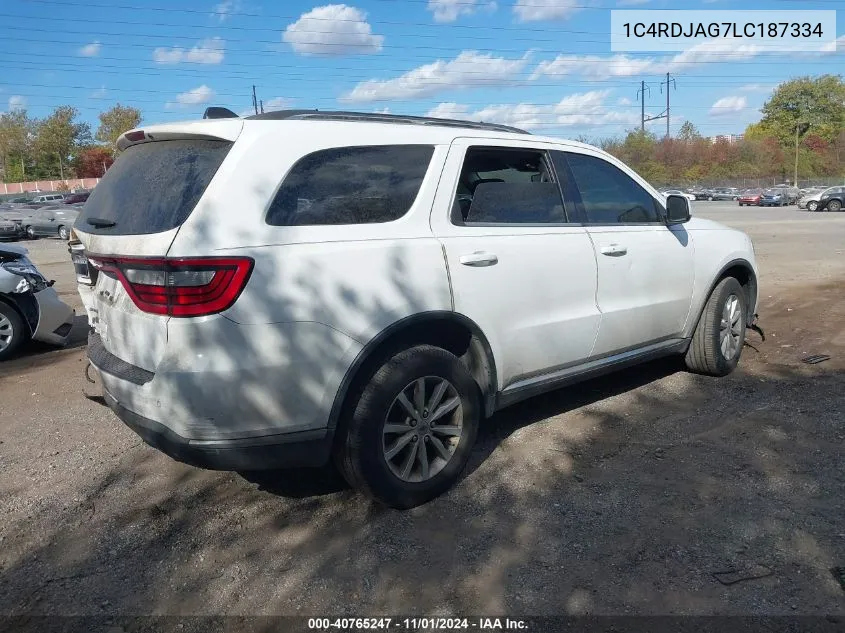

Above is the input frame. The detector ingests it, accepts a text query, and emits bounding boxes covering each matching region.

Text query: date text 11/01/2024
[307,618,528,630]
[622,22,824,39]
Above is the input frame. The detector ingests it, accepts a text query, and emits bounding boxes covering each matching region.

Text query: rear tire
[0,301,27,361]
[829,200,842,212]
[685,277,747,377]
[58,225,69,240]
[337,344,480,509]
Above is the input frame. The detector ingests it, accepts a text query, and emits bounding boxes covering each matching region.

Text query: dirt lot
[1,203,844,617]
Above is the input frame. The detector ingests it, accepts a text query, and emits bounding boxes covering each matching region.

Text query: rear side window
[265,145,434,226]
[77,139,232,235]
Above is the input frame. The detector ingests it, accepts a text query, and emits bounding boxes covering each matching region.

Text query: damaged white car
[0,244,75,360]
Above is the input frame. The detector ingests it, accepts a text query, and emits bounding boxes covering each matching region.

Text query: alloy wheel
[0,313,14,354]
[720,294,743,360]
[382,376,463,483]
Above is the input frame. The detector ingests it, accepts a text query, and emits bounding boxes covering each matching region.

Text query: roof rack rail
[244,109,529,135]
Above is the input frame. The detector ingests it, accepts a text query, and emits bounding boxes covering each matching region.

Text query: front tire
[58,225,69,240]
[685,277,747,377]
[0,302,27,361]
[807,201,818,212]
[338,344,480,509]
[25,226,35,240]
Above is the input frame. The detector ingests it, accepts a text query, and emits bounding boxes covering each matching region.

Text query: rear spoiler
[116,118,244,151]
[203,107,239,120]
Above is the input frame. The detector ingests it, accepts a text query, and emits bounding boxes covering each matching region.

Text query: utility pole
[637,80,651,132]
[260,99,264,114]
[660,73,676,138]
[252,85,258,116]
[57,153,64,181]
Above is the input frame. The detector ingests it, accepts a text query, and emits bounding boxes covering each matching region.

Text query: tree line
[0,104,141,182]
[0,75,843,185]
[598,75,845,187]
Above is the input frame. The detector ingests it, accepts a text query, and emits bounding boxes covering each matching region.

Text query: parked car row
[0,202,83,241]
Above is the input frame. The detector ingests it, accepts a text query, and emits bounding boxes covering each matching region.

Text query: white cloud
[283,5,383,56]
[532,39,766,81]
[78,41,101,57]
[373,107,391,114]
[513,0,582,22]
[427,0,497,22]
[426,102,469,119]
[8,96,26,111]
[532,53,656,79]
[153,37,225,64]
[263,96,295,110]
[820,34,845,54]
[211,0,242,22]
[617,0,650,4]
[342,50,531,103]
[709,95,747,117]
[617,96,633,106]
[90,86,108,98]
[168,85,215,109]
[426,90,640,131]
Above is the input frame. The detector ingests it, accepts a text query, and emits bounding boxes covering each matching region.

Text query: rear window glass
[265,145,434,226]
[77,139,232,235]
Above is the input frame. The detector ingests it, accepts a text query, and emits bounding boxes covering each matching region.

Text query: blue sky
[0,0,842,140]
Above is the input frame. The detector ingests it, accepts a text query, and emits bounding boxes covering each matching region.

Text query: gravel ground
[1,203,844,617]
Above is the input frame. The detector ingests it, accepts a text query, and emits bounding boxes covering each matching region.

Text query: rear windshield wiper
[86,217,116,228]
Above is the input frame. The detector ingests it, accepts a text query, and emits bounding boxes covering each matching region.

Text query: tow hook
[748,313,765,342]
[83,361,106,406]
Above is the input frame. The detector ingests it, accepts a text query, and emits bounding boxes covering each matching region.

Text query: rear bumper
[103,390,333,470]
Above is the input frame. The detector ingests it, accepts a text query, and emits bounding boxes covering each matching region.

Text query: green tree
[0,109,32,182]
[32,106,91,179]
[755,75,845,146]
[95,104,142,153]
[677,121,701,143]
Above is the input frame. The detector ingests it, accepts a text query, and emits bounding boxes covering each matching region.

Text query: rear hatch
[74,119,243,372]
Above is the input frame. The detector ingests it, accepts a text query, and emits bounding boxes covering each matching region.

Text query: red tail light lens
[87,256,253,317]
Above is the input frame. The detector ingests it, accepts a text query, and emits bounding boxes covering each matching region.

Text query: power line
[0,52,801,79]
[0,12,606,42]
[0,25,834,55]
[3,90,773,110]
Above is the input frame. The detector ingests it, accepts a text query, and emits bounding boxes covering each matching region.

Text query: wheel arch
[0,293,37,337]
[327,311,498,437]
[688,258,758,338]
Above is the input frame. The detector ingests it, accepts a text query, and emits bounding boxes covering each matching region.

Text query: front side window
[564,152,661,224]
[452,147,566,224]
[265,145,434,226]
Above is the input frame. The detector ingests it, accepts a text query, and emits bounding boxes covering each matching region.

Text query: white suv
[74,111,759,508]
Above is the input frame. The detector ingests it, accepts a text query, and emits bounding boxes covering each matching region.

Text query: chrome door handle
[459,251,499,267]
[599,243,627,256]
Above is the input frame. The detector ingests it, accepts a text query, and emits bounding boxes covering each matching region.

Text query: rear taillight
[87,256,253,317]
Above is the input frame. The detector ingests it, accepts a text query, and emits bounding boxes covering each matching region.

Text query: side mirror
[665,194,691,224]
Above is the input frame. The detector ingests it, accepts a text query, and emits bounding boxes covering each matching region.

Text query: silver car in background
[799,187,833,212]
[0,244,75,360]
